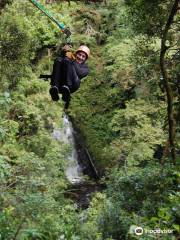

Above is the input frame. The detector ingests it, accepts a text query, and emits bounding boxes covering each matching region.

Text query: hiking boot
[62,85,70,102]
[49,86,59,101]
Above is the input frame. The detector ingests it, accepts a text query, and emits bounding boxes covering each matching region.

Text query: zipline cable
[28,0,71,38]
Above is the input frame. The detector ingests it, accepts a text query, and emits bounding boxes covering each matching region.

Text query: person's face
[76,51,87,64]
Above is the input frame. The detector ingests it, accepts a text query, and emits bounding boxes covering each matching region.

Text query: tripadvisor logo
[129,225,144,236]
[129,225,174,236]
[135,227,143,235]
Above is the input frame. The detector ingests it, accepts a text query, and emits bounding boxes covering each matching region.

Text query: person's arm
[62,44,75,60]
[73,62,89,79]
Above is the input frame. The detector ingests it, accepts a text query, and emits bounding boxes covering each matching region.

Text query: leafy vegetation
[0,1,81,239]
[0,0,179,239]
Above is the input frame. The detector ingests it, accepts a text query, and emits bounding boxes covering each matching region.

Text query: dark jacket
[51,56,89,93]
[73,61,89,79]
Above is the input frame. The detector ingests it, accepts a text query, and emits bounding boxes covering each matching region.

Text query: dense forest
[0,0,179,239]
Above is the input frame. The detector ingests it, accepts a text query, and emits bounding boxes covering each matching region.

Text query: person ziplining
[49,44,90,109]
[28,0,90,109]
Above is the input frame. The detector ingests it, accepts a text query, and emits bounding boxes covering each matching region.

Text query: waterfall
[52,114,103,208]
[52,114,83,184]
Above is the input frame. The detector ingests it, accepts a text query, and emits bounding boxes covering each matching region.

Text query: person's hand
[62,44,72,52]
[65,51,75,60]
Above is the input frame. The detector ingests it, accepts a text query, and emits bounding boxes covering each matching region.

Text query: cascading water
[52,114,83,184]
[52,114,104,208]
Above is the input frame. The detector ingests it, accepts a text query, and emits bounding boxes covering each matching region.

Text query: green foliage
[0,0,64,90]
[0,92,12,113]
[109,99,166,166]
[0,1,82,239]
[124,0,174,37]
[0,0,179,239]
[68,1,179,239]
[78,193,119,240]
[0,0,12,10]
[0,93,81,239]
[78,164,179,239]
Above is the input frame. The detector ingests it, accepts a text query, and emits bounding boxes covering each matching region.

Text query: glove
[65,51,76,60]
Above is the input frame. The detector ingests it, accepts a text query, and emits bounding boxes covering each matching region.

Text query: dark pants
[51,57,80,93]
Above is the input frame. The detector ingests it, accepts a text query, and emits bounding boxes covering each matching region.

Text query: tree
[124,0,179,163]
[160,0,179,163]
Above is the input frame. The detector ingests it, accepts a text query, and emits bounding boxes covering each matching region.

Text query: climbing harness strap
[28,0,71,38]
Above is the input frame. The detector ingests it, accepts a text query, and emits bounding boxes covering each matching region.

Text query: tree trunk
[160,0,179,164]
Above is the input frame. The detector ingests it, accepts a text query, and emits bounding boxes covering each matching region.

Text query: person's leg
[60,58,80,105]
[61,58,80,93]
[51,57,64,89]
[50,57,81,103]
[50,57,64,101]
[49,86,59,101]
